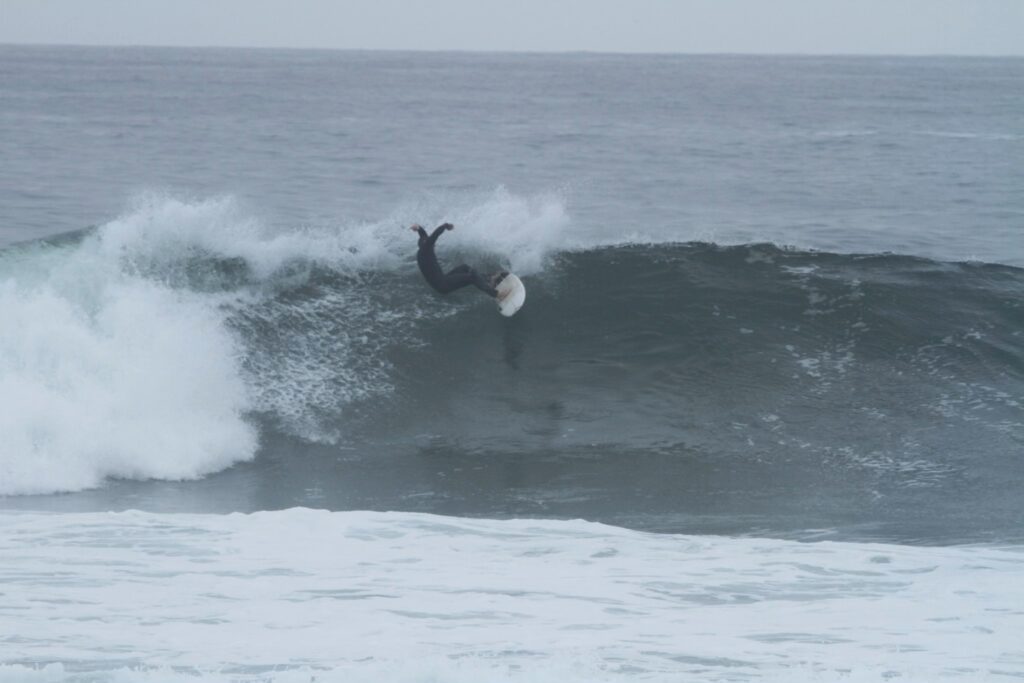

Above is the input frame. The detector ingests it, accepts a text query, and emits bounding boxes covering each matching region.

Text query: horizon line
[2,40,1022,60]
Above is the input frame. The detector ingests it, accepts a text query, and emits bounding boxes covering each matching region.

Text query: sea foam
[1,509,1020,681]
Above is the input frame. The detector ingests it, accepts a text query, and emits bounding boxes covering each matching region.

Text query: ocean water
[1,45,1023,681]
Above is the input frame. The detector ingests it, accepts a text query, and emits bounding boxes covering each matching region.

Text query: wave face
[1,195,1022,542]
[326,241,1024,543]
[388,241,1024,454]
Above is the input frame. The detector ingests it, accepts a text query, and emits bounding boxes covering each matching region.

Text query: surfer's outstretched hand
[439,222,454,231]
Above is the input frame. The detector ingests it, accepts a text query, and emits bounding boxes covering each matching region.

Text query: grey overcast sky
[2,0,1022,56]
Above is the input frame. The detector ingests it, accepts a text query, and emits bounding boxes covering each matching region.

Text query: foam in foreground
[1,509,1021,682]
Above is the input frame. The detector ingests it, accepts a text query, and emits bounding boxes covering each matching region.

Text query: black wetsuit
[415,224,497,297]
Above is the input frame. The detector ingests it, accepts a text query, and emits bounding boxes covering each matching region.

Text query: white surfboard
[494,272,526,317]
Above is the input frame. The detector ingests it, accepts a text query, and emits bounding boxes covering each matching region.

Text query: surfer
[411,223,501,298]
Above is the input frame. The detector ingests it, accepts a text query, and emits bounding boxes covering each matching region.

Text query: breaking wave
[2,191,1022,498]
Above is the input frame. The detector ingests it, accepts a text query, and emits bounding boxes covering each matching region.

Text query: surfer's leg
[470,269,498,298]
[440,265,476,293]
[442,265,497,297]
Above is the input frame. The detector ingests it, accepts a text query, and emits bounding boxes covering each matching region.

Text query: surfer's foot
[491,271,509,287]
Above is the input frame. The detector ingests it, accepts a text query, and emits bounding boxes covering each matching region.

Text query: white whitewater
[1,509,1021,681]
